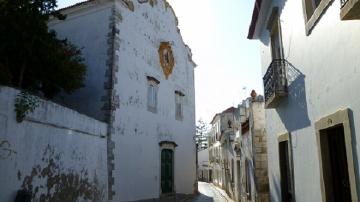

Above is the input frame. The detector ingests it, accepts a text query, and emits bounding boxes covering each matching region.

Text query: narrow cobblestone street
[193,182,233,202]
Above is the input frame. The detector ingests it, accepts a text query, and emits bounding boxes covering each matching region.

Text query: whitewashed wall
[48,0,196,201]
[0,86,108,202]
[112,1,196,201]
[49,3,113,121]
[256,0,360,201]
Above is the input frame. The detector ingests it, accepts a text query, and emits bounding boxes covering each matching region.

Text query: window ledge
[147,106,157,113]
[305,0,333,35]
[341,0,360,20]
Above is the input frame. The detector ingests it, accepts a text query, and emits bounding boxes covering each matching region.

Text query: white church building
[49,0,196,201]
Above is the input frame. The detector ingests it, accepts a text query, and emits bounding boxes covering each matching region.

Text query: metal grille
[263,59,288,103]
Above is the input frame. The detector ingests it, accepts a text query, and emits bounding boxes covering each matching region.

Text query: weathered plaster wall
[249,101,269,202]
[257,0,360,201]
[0,86,108,202]
[48,2,113,121]
[112,0,196,201]
[239,130,256,202]
[48,0,196,200]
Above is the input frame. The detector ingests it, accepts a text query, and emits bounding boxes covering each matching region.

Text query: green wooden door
[161,149,173,194]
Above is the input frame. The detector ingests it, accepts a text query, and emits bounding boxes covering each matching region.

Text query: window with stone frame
[304,0,322,20]
[302,0,332,35]
[147,76,159,113]
[175,91,185,120]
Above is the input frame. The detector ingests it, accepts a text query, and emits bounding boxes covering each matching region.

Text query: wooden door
[161,149,173,194]
[279,141,293,202]
[320,125,351,202]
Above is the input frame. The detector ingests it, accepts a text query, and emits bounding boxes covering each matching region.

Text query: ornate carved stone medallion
[158,42,174,79]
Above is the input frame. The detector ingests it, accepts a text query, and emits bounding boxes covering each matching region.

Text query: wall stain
[21,145,105,202]
[126,95,142,107]
[17,170,22,181]
[121,0,134,12]
[149,0,157,7]
[0,139,17,159]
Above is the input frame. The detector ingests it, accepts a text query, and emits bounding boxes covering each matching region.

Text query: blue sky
[57,0,263,124]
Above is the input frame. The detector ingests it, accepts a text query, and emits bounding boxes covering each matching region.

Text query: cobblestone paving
[153,182,232,202]
[193,182,232,202]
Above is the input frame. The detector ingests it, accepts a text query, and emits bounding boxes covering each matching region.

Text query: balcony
[263,59,288,108]
[341,0,360,20]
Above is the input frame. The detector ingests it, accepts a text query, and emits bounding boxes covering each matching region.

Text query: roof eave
[247,0,263,40]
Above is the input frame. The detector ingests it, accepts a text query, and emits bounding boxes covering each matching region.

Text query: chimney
[250,90,257,101]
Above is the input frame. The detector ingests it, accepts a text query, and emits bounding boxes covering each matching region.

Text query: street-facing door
[320,124,351,202]
[161,149,173,194]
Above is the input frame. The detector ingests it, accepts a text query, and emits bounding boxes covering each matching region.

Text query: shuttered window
[147,76,159,113]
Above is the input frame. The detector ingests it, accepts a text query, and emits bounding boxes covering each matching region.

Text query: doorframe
[159,141,177,196]
[315,108,358,202]
[277,132,296,202]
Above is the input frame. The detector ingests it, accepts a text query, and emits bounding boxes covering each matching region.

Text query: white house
[49,0,196,201]
[248,0,360,201]
[208,107,239,199]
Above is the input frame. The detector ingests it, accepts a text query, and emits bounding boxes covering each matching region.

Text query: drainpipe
[195,143,199,194]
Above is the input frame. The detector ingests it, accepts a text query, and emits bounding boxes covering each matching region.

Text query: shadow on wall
[270,173,281,202]
[194,193,215,202]
[348,109,360,198]
[258,0,289,45]
[276,63,311,132]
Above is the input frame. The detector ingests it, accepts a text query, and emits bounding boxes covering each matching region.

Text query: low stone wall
[0,86,108,202]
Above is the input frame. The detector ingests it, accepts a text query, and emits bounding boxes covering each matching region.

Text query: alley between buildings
[194,182,233,202]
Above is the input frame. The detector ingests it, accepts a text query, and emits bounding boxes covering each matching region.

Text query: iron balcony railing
[263,59,288,108]
[341,0,349,8]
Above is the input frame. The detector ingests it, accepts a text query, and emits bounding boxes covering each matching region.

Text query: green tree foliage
[0,0,86,98]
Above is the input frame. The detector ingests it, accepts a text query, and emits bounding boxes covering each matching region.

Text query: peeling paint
[149,0,157,7]
[121,0,135,12]
[46,0,197,200]
[17,170,22,181]
[21,145,105,202]
[0,139,17,159]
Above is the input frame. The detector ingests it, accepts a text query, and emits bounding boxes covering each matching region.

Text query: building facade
[49,0,196,201]
[208,107,239,199]
[198,148,210,182]
[234,93,269,202]
[248,0,360,201]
